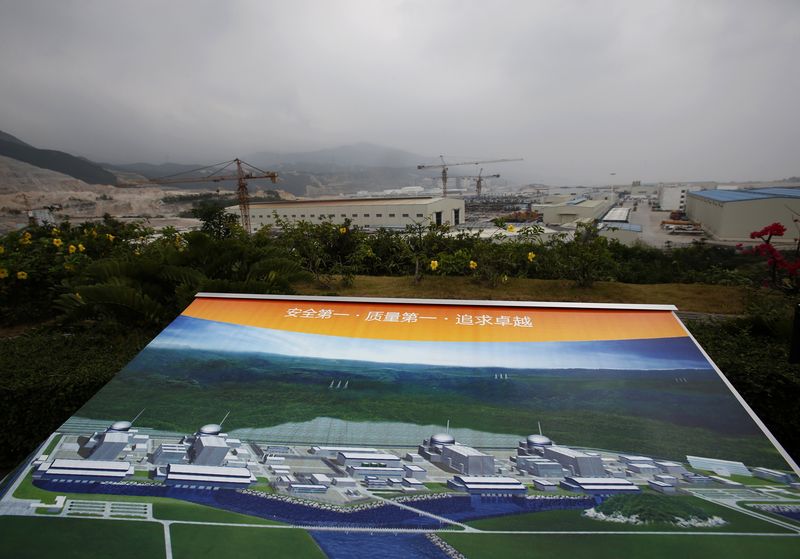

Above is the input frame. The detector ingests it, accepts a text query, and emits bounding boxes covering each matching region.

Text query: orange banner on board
[182,297,686,343]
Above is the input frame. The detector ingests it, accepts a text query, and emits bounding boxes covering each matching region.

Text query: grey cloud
[0,0,797,184]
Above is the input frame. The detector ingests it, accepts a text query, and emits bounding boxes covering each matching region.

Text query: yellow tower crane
[417,156,522,197]
[122,158,278,233]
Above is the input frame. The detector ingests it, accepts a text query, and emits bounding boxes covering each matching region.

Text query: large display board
[1,294,799,559]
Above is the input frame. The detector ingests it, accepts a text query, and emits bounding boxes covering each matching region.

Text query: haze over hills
[0,129,117,186]
[245,142,438,169]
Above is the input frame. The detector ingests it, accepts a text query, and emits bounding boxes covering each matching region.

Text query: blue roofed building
[686,187,800,241]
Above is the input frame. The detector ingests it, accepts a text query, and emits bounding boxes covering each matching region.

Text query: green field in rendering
[13,472,277,525]
[170,524,325,559]
[440,533,800,559]
[75,344,784,468]
[0,516,166,559]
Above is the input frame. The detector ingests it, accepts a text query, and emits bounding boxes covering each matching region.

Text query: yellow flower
[0,268,8,279]
[430,260,439,271]
[0,245,4,254]
[51,228,60,236]
[16,271,28,280]
[339,227,347,234]
[91,228,98,238]
[506,224,516,232]
[68,244,77,254]
[52,238,63,248]
[469,260,478,270]
[527,251,536,262]
[20,232,32,245]
[106,233,115,242]
[78,243,86,252]
[64,263,74,271]
[75,292,83,302]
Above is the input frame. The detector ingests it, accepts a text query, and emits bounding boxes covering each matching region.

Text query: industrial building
[80,420,149,461]
[159,464,256,489]
[627,463,659,476]
[149,422,243,468]
[34,459,134,482]
[559,477,640,496]
[532,479,558,491]
[417,434,495,475]
[229,196,466,230]
[686,455,750,476]
[402,464,427,480]
[149,443,189,465]
[336,451,401,468]
[517,457,564,478]
[654,461,687,476]
[531,195,615,225]
[517,434,555,456]
[346,466,405,479]
[447,476,527,496]
[648,479,677,494]
[657,184,704,211]
[440,445,495,476]
[752,467,795,484]
[543,447,605,477]
[310,446,380,458]
[686,188,800,241]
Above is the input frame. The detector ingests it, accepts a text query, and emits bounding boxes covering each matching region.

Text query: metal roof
[247,196,445,208]
[603,207,630,222]
[690,188,800,203]
[602,222,642,232]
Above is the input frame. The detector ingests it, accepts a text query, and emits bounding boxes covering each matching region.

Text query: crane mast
[121,158,278,233]
[417,156,523,197]
[459,168,501,197]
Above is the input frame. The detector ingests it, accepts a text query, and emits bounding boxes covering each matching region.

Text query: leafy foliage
[596,493,710,523]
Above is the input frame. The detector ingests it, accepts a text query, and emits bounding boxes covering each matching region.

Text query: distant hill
[246,142,437,169]
[0,130,117,185]
[102,161,208,179]
[0,130,30,146]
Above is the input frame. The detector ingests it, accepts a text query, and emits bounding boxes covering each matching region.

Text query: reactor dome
[109,421,132,432]
[526,434,553,447]
[199,423,222,436]
[430,433,456,446]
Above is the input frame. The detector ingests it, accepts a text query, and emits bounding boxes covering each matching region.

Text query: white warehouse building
[657,184,704,211]
[228,197,466,230]
[686,188,800,242]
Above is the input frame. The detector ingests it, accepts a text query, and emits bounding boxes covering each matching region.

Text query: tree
[191,201,241,239]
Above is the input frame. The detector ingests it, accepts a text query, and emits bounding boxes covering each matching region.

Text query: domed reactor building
[517,432,554,457]
[418,433,495,476]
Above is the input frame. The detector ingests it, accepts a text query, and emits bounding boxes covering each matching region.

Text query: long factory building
[228,196,466,230]
[686,187,800,241]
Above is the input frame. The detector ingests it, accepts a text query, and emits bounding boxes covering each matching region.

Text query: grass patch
[153,502,283,525]
[440,533,800,559]
[741,502,800,527]
[170,523,325,559]
[294,276,746,314]
[41,434,63,456]
[13,472,277,524]
[467,495,791,533]
[0,516,165,559]
[424,482,456,494]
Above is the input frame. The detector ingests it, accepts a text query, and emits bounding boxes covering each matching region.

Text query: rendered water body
[32,480,593,528]
[311,532,450,559]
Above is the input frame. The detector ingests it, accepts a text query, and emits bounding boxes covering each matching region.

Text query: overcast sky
[1,0,798,184]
